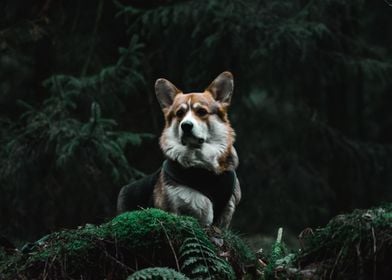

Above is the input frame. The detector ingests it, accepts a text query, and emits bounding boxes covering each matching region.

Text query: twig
[159,221,180,271]
[329,248,343,280]
[371,227,377,280]
[356,243,364,280]
[103,249,135,273]
[43,255,57,280]
[276,227,283,243]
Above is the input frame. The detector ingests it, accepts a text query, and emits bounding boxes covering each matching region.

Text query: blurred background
[1,0,392,246]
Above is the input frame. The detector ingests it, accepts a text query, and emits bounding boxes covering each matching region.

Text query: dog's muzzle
[180,121,204,147]
[181,134,204,147]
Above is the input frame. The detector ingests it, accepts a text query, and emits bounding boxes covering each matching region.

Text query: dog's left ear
[206,71,234,104]
[155,78,181,109]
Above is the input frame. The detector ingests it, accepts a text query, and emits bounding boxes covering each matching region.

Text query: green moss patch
[264,204,392,279]
[296,203,392,279]
[0,209,255,279]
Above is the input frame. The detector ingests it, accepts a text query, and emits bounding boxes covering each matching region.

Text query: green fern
[264,228,286,279]
[179,237,235,280]
[127,267,189,280]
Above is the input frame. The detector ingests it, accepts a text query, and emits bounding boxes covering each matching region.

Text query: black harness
[162,159,236,223]
[121,160,236,222]
[119,159,236,224]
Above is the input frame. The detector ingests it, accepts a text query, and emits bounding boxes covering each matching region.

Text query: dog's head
[155,72,238,173]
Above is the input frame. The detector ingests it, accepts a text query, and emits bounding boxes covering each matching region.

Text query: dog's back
[117,170,159,213]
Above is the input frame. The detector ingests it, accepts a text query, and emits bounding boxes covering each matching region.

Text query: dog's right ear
[206,71,234,105]
[155,78,181,109]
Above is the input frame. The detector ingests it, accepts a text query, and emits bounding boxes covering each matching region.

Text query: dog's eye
[176,109,185,118]
[196,108,208,117]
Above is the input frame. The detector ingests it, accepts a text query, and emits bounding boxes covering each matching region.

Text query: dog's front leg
[167,194,214,227]
[195,202,214,227]
[215,178,241,229]
[164,184,215,227]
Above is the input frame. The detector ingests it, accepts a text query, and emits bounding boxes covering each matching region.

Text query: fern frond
[127,267,189,280]
[179,237,235,280]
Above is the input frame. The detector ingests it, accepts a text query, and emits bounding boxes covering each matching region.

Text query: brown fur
[117,72,241,228]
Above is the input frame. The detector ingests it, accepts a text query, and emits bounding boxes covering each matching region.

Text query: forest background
[0,0,392,246]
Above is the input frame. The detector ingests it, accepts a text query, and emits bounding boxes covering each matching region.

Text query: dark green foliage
[0,209,243,279]
[0,37,153,241]
[117,0,392,97]
[264,228,285,279]
[296,203,392,279]
[236,102,392,233]
[42,35,145,119]
[115,0,392,235]
[221,230,259,277]
[1,0,392,250]
[2,205,390,280]
[179,237,235,280]
[127,267,190,280]
[253,204,392,279]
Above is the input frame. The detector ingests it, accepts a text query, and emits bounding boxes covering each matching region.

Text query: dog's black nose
[181,121,193,133]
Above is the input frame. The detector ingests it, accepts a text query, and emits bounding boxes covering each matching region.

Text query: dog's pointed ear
[155,78,181,109]
[206,71,234,104]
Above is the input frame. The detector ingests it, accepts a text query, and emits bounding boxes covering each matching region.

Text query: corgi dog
[117,72,241,228]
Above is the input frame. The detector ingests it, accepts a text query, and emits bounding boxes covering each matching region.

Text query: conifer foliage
[0,0,392,242]
[0,32,152,240]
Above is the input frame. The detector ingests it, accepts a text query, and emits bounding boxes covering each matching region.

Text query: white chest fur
[166,185,214,226]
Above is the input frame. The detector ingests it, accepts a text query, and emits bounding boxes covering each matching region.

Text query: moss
[0,209,241,279]
[223,230,256,263]
[106,208,204,248]
[253,204,392,279]
[221,230,259,278]
[294,203,392,279]
[4,206,390,279]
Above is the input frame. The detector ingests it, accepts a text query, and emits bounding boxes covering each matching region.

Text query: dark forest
[0,0,391,279]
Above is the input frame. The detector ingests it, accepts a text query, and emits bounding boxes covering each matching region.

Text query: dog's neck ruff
[162,159,235,223]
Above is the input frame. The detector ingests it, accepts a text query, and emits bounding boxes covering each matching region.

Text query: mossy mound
[260,204,392,279]
[297,203,392,279]
[0,209,257,279]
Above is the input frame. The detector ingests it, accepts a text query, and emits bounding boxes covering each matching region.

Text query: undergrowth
[127,267,190,280]
[0,209,255,279]
[262,203,392,279]
[296,203,392,279]
[1,204,391,279]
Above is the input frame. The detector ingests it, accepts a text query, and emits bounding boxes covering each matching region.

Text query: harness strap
[162,159,236,223]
